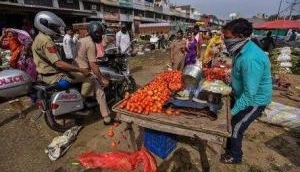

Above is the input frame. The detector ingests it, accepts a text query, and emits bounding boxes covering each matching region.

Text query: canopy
[254,20,300,30]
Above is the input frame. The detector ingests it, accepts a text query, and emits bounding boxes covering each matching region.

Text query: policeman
[32,11,89,84]
[75,21,113,124]
[32,11,113,124]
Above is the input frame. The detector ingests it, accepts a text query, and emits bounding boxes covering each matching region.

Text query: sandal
[220,153,242,164]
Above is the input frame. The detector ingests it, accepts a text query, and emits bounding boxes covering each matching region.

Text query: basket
[144,129,177,159]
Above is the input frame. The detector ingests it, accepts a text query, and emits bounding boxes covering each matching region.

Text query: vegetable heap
[203,67,227,81]
[118,71,183,115]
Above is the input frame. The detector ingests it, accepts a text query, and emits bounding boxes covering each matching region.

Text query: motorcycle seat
[33,82,54,92]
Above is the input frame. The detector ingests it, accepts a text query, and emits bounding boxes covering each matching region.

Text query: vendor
[221,18,272,164]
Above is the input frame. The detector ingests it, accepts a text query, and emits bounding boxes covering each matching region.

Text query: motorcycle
[0,45,137,132]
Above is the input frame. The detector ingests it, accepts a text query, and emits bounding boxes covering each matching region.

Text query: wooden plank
[124,122,138,152]
[113,96,231,137]
[118,114,225,145]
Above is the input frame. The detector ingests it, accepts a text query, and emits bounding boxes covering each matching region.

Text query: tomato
[119,70,183,115]
[175,110,181,116]
[107,129,114,137]
[111,140,120,147]
[113,122,120,127]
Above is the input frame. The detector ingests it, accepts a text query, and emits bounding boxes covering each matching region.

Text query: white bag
[280,62,292,67]
[277,54,291,62]
[259,102,300,129]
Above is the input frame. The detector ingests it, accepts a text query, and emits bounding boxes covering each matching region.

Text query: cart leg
[193,135,210,172]
[125,122,138,152]
[197,141,210,172]
[209,143,223,172]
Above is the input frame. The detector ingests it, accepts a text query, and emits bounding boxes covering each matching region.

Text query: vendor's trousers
[226,106,266,161]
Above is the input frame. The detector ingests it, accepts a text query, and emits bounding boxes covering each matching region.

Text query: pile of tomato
[203,67,227,81]
[118,71,183,115]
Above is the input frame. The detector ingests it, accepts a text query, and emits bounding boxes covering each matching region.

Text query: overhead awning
[254,20,300,30]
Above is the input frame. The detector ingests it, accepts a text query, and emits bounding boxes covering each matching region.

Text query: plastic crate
[144,129,177,159]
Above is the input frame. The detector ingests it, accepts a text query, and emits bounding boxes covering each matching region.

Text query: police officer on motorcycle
[32,11,113,125]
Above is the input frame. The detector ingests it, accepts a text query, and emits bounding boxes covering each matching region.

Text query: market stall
[112,66,232,172]
[253,20,300,30]
[253,20,300,38]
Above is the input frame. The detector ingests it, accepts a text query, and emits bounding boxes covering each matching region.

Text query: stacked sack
[277,47,292,74]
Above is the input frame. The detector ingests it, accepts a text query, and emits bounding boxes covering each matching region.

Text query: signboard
[119,0,133,8]
[101,0,118,6]
[133,0,144,10]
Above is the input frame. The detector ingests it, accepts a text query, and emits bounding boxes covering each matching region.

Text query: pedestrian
[0,28,22,68]
[158,32,163,49]
[193,25,204,59]
[104,29,116,50]
[185,31,197,66]
[160,32,167,49]
[261,31,275,52]
[288,30,297,42]
[73,30,80,43]
[0,28,37,118]
[63,26,77,60]
[203,35,223,67]
[116,24,130,54]
[221,18,272,164]
[170,29,186,71]
[250,35,263,49]
[95,25,106,59]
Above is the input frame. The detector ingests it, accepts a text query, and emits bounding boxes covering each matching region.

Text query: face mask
[224,38,243,49]
[224,38,246,56]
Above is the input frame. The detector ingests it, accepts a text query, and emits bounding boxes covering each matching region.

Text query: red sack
[78,147,157,172]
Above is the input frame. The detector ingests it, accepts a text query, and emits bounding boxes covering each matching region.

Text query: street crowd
[0,11,291,164]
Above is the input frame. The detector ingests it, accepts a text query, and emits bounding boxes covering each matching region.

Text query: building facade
[0,0,200,33]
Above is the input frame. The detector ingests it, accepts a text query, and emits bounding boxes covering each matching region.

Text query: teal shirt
[231,41,272,115]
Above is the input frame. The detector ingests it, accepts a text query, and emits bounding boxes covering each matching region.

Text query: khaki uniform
[32,33,110,117]
[32,32,85,85]
[75,36,110,117]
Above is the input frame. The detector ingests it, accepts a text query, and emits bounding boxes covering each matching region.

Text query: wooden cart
[112,96,231,172]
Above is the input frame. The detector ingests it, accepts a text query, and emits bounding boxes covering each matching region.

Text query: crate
[144,129,177,159]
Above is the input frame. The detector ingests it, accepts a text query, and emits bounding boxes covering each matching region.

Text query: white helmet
[34,11,66,37]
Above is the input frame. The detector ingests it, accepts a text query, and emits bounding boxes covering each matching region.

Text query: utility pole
[277,0,283,20]
[288,0,297,19]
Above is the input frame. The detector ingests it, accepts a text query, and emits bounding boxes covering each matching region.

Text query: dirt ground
[0,51,299,172]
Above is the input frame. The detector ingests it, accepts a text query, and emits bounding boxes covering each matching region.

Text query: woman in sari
[0,29,23,68]
[185,31,197,66]
[0,28,37,118]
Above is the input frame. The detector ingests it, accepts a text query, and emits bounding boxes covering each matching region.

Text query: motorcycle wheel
[44,110,77,132]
